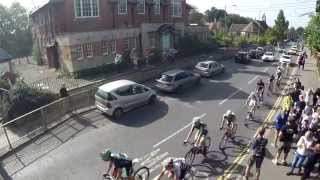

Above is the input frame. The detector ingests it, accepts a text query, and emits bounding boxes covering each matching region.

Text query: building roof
[30,0,64,16]
[229,24,247,33]
[0,48,12,63]
[242,21,261,33]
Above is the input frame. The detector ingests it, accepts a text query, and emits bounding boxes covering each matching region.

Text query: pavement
[1,53,317,180]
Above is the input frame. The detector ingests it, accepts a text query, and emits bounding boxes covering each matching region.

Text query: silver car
[194,60,225,77]
[95,80,157,119]
[156,69,201,93]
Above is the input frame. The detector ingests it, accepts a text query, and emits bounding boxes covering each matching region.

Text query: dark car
[235,52,251,64]
[248,50,261,59]
[156,69,201,93]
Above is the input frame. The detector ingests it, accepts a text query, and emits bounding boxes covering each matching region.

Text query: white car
[279,54,293,64]
[262,52,275,62]
[194,60,225,77]
[95,80,157,119]
[288,48,298,55]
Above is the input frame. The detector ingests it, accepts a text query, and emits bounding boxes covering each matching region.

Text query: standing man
[59,83,69,98]
[274,110,289,147]
[244,127,268,180]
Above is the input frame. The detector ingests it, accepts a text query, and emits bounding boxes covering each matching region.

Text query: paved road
[2,58,287,180]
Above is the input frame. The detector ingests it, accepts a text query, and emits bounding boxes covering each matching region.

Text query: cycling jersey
[172,158,186,180]
[269,75,275,82]
[110,153,133,177]
[194,121,208,136]
[224,114,236,126]
[257,82,265,90]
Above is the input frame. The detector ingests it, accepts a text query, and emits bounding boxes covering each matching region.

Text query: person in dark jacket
[301,143,320,179]
[59,83,69,98]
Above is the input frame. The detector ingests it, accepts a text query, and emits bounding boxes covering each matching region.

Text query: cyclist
[256,79,265,102]
[268,74,275,92]
[101,149,134,180]
[220,110,237,137]
[184,116,208,147]
[246,91,258,118]
[156,158,187,180]
[276,66,282,85]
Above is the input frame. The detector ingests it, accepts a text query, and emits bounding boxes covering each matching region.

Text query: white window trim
[101,41,109,56]
[136,0,145,14]
[84,43,94,58]
[74,0,100,18]
[118,0,128,15]
[153,0,160,15]
[111,40,117,53]
[74,46,84,61]
[171,0,182,17]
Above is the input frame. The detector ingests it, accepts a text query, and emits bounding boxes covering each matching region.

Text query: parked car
[248,49,260,59]
[235,51,251,64]
[256,47,265,57]
[262,52,276,62]
[194,60,225,77]
[279,54,293,65]
[288,48,298,55]
[156,69,201,93]
[95,80,157,119]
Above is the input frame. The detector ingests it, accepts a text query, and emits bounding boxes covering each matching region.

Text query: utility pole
[224,5,227,33]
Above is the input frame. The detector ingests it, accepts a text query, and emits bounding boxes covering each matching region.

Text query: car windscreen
[198,63,209,68]
[283,55,290,59]
[265,52,273,56]
[160,74,174,82]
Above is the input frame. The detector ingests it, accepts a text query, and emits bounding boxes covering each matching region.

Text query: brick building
[31,0,209,73]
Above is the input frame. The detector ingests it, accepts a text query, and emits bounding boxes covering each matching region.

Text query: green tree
[305,14,320,52]
[32,40,43,65]
[205,7,226,22]
[0,2,32,57]
[296,27,305,37]
[273,10,289,44]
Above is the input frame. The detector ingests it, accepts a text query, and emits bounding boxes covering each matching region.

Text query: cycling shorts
[114,159,133,176]
[249,99,257,108]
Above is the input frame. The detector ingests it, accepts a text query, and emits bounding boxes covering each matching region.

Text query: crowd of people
[272,76,320,179]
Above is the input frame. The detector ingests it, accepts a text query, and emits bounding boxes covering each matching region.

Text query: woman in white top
[305,89,313,106]
[287,131,313,175]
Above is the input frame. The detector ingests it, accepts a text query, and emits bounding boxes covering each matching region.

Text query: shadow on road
[110,100,169,127]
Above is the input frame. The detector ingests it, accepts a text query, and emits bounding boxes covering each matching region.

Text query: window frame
[136,0,145,14]
[74,0,100,18]
[171,0,182,17]
[111,40,117,53]
[152,0,161,15]
[83,43,94,58]
[101,40,110,56]
[73,45,84,61]
[118,0,128,15]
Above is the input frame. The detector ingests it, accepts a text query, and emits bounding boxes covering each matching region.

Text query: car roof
[163,69,185,76]
[99,80,136,92]
[199,60,217,64]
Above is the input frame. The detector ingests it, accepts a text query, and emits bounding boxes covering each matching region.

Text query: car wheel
[113,108,123,119]
[148,95,157,105]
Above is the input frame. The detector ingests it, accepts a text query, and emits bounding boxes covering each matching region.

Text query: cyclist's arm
[156,168,166,180]
[106,161,114,174]
[220,116,226,129]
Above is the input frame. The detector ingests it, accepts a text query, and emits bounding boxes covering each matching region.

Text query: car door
[211,62,219,74]
[128,85,147,108]
[174,72,188,89]
[114,85,135,110]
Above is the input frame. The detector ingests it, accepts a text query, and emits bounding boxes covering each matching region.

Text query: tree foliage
[296,27,305,37]
[273,10,289,44]
[0,2,32,57]
[189,8,205,25]
[305,13,320,52]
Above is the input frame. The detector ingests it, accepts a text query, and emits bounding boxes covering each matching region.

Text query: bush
[177,34,218,57]
[4,83,57,122]
[0,78,10,90]
[32,41,43,65]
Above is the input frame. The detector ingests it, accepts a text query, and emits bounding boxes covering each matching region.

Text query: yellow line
[218,96,283,180]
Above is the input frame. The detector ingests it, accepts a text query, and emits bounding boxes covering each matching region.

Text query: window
[124,38,130,51]
[111,40,116,53]
[153,0,160,15]
[118,0,127,14]
[72,45,83,60]
[136,0,145,14]
[171,0,182,17]
[101,40,109,56]
[129,37,137,49]
[75,0,99,17]
[84,43,93,57]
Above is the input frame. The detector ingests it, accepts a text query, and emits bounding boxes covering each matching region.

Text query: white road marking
[147,152,169,168]
[248,75,259,84]
[264,67,269,72]
[153,121,193,148]
[219,88,243,105]
[139,148,160,164]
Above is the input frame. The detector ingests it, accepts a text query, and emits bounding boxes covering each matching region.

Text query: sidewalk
[223,57,320,180]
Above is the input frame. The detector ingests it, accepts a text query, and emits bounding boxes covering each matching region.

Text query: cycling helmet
[101,149,112,161]
[226,110,232,116]
[192,116,201,123]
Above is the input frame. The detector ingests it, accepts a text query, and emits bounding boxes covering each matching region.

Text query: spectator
[274,110,289,147]
[301,143,320,180]
[245,127,268,180]
[273,119,297,166]
[287,131,313,176]
[291,89,301,104]
[305,89,314,106]
[282,93,294,112]
[296,95,306,116]
[313,88,320,107]
[59,83,69,98]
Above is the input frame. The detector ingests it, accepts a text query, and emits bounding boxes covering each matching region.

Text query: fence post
[87,90,91,106]
[2,126,13,151]
[40,108,48,131]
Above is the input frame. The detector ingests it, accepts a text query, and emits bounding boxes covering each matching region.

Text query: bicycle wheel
[134,167,149,180]
[185,148,196,165]
[102,174,114,180]
[219,134,227,149]
[203,137,211,156]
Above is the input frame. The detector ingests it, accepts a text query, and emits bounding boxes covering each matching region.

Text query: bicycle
[246,104,256,122]
[219,124,237,150]
[184,136,211,165]
[103,159,150,180]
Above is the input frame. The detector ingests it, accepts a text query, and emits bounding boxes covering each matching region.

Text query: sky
[0,0,317,28]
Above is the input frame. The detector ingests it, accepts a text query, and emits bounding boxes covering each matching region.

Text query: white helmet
[192,117,201,123]
[226,110,232,116]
